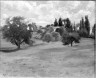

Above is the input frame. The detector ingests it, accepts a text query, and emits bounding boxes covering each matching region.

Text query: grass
[0,37,95,77]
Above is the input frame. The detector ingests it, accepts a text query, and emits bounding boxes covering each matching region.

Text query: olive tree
[2,16,32,49]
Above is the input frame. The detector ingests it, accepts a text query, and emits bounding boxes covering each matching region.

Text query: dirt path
[0,38,95,77]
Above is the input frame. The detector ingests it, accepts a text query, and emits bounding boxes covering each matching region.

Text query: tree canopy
[2,16,33,49]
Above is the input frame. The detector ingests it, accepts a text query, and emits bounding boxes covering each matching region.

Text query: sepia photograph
[0,0,96,78]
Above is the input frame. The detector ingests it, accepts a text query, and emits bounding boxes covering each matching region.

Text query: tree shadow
[0,43,46,53]
[0,47,19,53]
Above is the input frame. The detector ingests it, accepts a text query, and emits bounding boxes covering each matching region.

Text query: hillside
[0,38,95,78]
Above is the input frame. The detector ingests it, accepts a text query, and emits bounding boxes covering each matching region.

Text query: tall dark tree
[81,17,85,28]
[79,17,85,30]
[58,17,63,26]
[65,18,72,32]
[79,17,88,37]
[54,18,58,27]
[79,20,82,31]
[85,15,90,36]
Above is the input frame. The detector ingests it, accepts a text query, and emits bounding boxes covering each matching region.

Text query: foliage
[47,26,54,33]
[79,17,89,38]
[89,34,95,39]
[81,17,85,29]
[78,27,88,37]
[79,17,85,33]
[2,16,33,49]
[55,27,63,36]
[58,17,63,26]
[51,32,61,41]
[40,30,47,39]
[84,15,90,37]
[37,29,43,34]
[65,18,72,32]
[28,23,37,32]
[54,18,58,27]
[46,24,51,28]
[62,32,80,46]
[42,33,53,43]
[62,33,69,44]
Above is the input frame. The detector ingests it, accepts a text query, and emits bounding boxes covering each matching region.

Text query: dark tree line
[1,15,94,49]
[79,15,90,37]
[54,17,63,27]
[53,15,91,38]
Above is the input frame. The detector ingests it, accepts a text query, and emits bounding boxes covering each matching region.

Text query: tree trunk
[14,39,21,49]
[17,44,20,49]
[71,41,73,47]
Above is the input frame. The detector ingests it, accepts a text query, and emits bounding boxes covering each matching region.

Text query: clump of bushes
[42,33,53,43]
[78,29,88,38]
[89,33,95,39]
[62,33,69,44]
[46,26,54,33]
[51,31,61,41]
[42,31,61,43]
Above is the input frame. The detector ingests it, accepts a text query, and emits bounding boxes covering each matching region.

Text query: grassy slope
[0,38,95,78]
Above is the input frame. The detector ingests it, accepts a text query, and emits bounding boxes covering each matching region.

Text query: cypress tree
[58,17,63,26]
[54,18,58,27]
[65,18,72,32]
[85,15,90,37]
[81,17,85,29]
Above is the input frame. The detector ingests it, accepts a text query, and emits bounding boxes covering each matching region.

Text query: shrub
[69,32,81,40]
[51,32,61,41]
[62,33,69,44]
[42,33,53,43]
[89,33,95,39]
[55,28,63,36]
[28,40,35,46]
[78,28,88,38]
[46,26,54,33]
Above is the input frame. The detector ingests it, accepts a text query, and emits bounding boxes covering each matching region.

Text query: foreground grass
[0,38,95,78]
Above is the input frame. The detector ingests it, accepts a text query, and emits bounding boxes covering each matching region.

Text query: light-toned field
[0,37,95,78]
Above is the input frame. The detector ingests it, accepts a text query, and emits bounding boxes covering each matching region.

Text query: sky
[0,0,95,28]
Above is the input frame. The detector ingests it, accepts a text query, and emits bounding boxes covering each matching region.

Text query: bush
[78,28,88,38]
[51,32,61,41]
[47,26,54,33]
[62,33,69,44]
[62,32,80,46]
[69,32,81,40]
[28,40,35,46]
[42,33,53,43]
[89,33,95,39]
[55,28,63,36]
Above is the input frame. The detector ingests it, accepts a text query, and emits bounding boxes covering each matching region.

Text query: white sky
[1,1,95,28]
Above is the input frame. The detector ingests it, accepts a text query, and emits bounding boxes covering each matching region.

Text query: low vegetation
[1,15,95,50]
